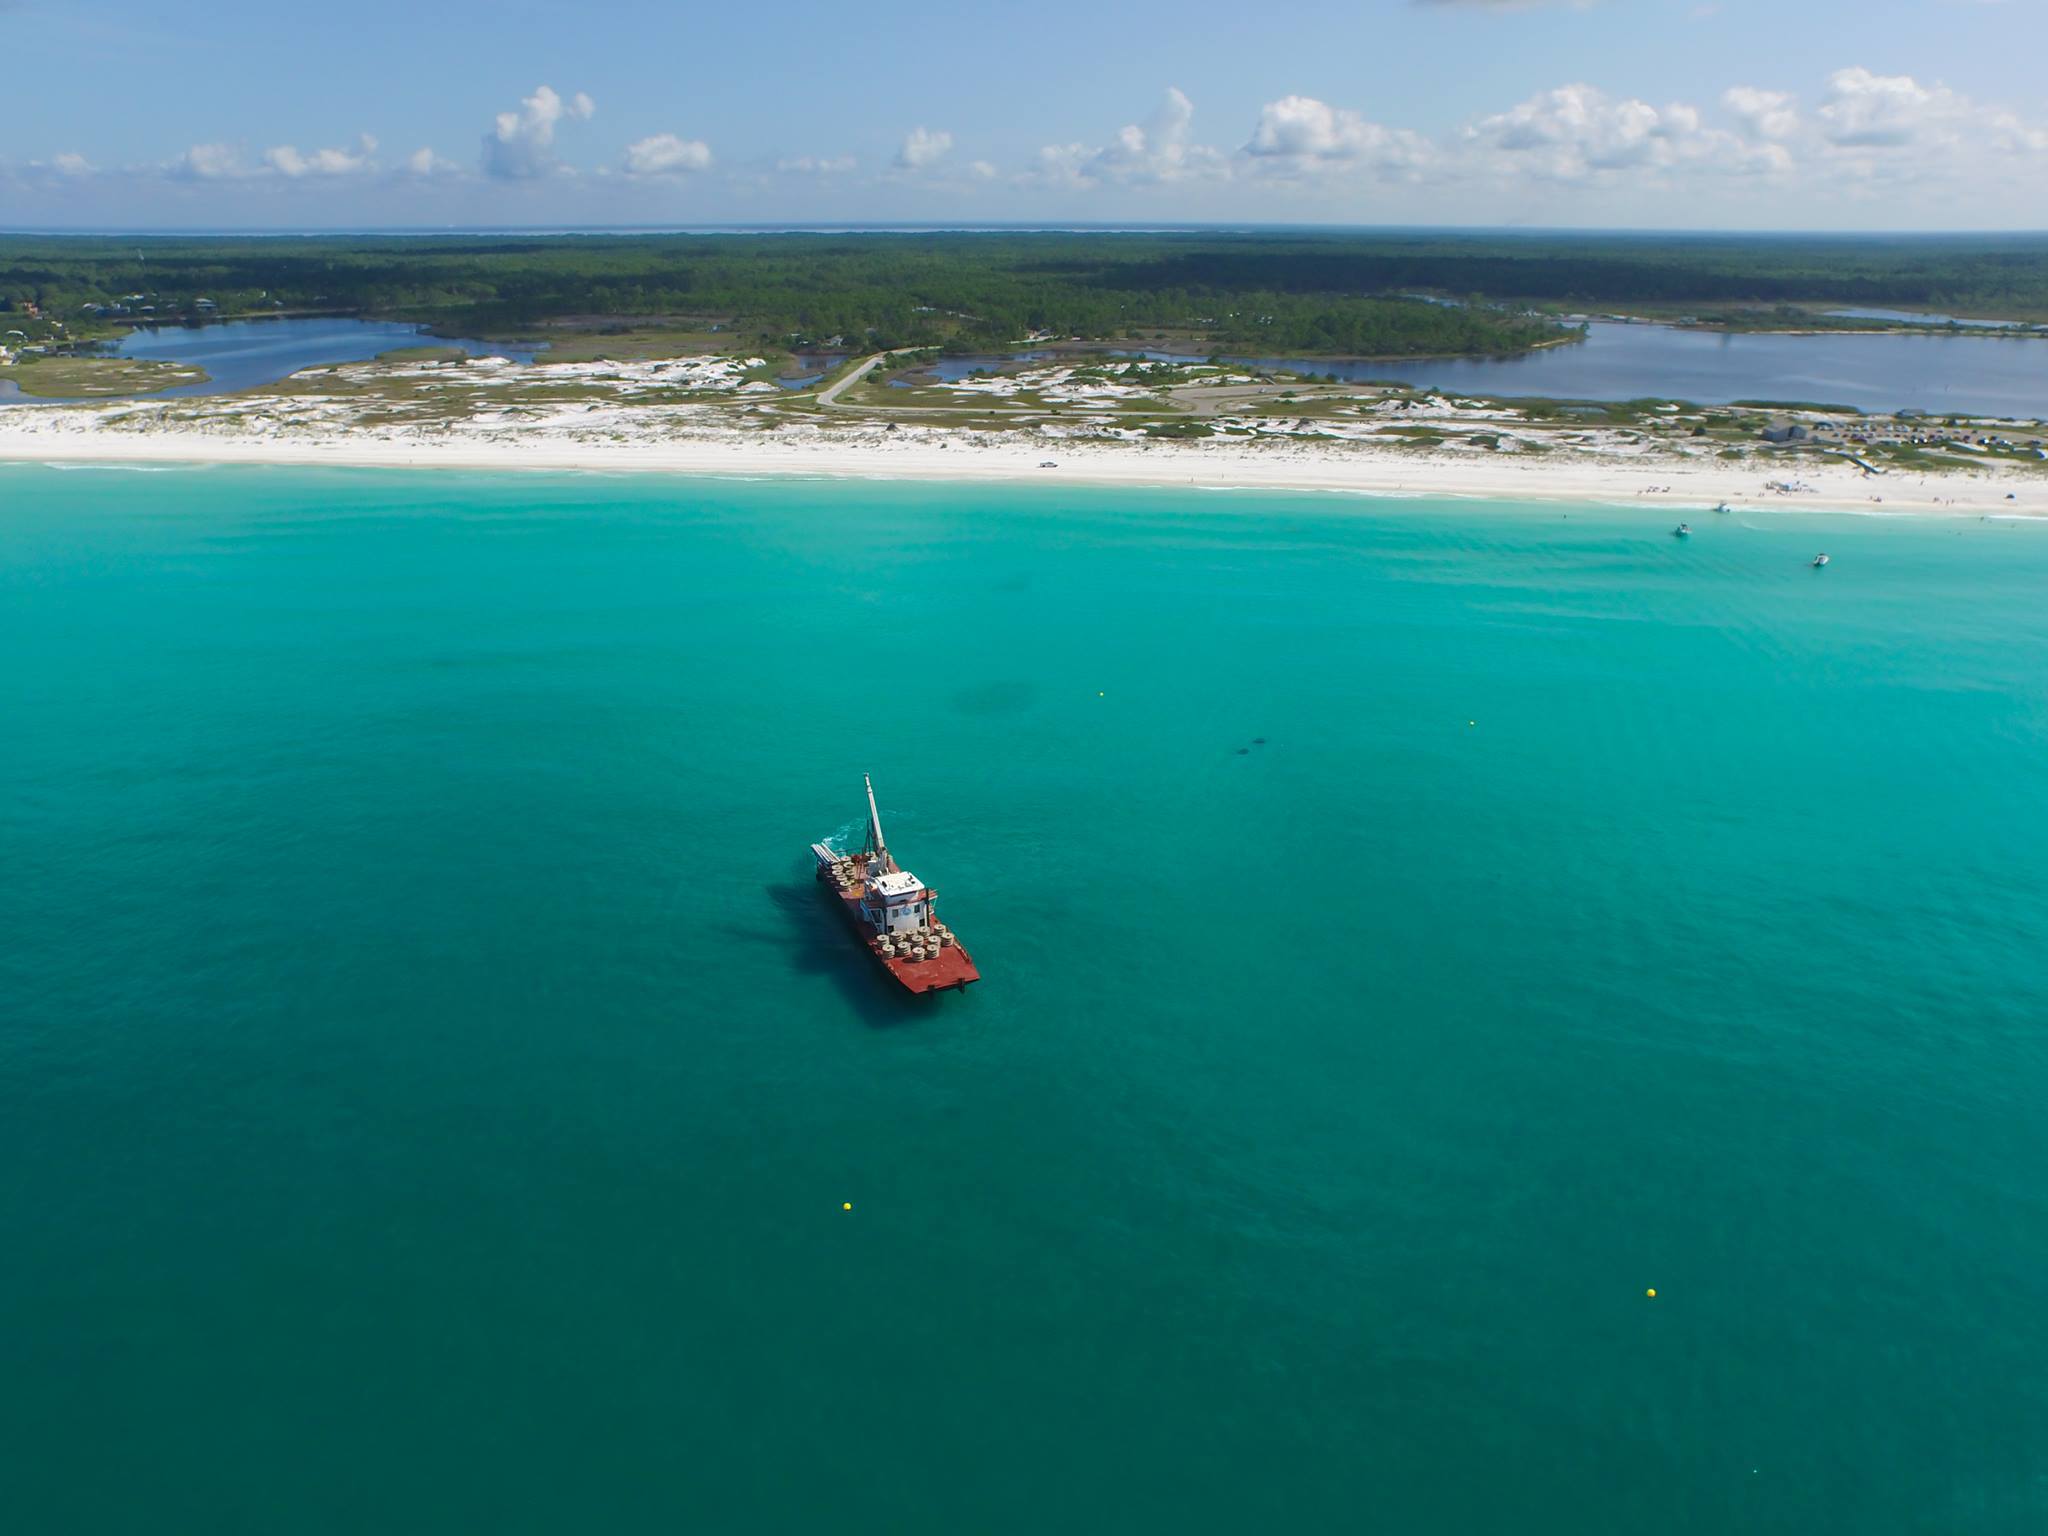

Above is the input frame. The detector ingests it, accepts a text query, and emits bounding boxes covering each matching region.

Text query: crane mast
[864,773,894,871]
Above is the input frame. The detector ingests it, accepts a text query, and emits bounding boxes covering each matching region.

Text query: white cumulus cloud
[483,84,595,179]
[777,154,856,175]
[264,134,377,178]
[1815,67,1953,148]
[170,142,245,180]
[894,126,953,171]
[1723,86,1799,142]
[405,146,462,177]
[1804,66,2046,184]
[1243,95,1434,177]
[623,133,712,177]
[1028,88,1228,188]
[1464,84,1730,179]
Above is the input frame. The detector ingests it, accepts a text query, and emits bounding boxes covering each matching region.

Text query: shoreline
[3,419,2039,518]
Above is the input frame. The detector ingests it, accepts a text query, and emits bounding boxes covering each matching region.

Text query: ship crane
[863,772,899,873]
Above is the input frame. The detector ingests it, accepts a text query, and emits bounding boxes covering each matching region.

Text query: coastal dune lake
[100,316,535,395]
[0,317,535,404]
[3,467,2046,1532]
[1275,321,2048,416]
[931,320,2048,417]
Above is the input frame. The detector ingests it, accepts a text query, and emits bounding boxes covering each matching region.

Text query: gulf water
[3,466,2045,1532]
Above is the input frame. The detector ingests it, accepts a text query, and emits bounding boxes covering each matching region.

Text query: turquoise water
[3,466,2046,1532]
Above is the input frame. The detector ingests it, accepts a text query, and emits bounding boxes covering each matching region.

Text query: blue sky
[4,0,2045,229]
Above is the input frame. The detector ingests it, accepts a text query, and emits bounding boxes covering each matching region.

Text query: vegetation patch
[0,355,206,398]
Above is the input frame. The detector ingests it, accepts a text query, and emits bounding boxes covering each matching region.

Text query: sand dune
[1,396,2035,519]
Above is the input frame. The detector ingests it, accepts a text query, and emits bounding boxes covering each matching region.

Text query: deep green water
[4,465,2046,1533]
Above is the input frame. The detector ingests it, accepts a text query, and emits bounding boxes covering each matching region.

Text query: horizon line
[5,222,2048,241]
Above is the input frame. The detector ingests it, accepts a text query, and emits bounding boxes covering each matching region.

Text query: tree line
[4,230,2044,357]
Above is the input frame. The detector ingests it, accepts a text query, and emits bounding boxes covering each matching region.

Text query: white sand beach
[2,353,2039,519]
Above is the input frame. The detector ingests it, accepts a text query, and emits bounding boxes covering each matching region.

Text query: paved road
[816,352,889,408]
[811,349,1042,419]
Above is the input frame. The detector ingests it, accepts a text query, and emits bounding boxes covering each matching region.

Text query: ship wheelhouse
[861,868,937,936]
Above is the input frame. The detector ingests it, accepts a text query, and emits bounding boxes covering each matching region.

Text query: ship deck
[817,862,978,994]
[878,944,980,994]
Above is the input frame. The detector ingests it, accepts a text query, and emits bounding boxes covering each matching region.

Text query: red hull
[819,871,979,995]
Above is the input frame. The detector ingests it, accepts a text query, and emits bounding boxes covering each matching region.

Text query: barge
[811,775,979,995]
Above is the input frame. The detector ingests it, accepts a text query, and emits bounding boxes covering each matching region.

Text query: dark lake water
[772,352,847,390]
[924,324,2048,417]
[0,317,536,405]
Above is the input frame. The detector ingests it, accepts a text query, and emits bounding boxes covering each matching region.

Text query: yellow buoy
[1646,1288,1657,1298]
[842,1202,853,1211]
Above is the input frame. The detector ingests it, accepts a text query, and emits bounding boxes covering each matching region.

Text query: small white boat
[1674,523,1692,538]
[1812,553,1830,568]
[1714,502,1733,514]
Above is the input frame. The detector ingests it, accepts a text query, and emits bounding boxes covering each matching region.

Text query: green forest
[5,230,2047,358]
